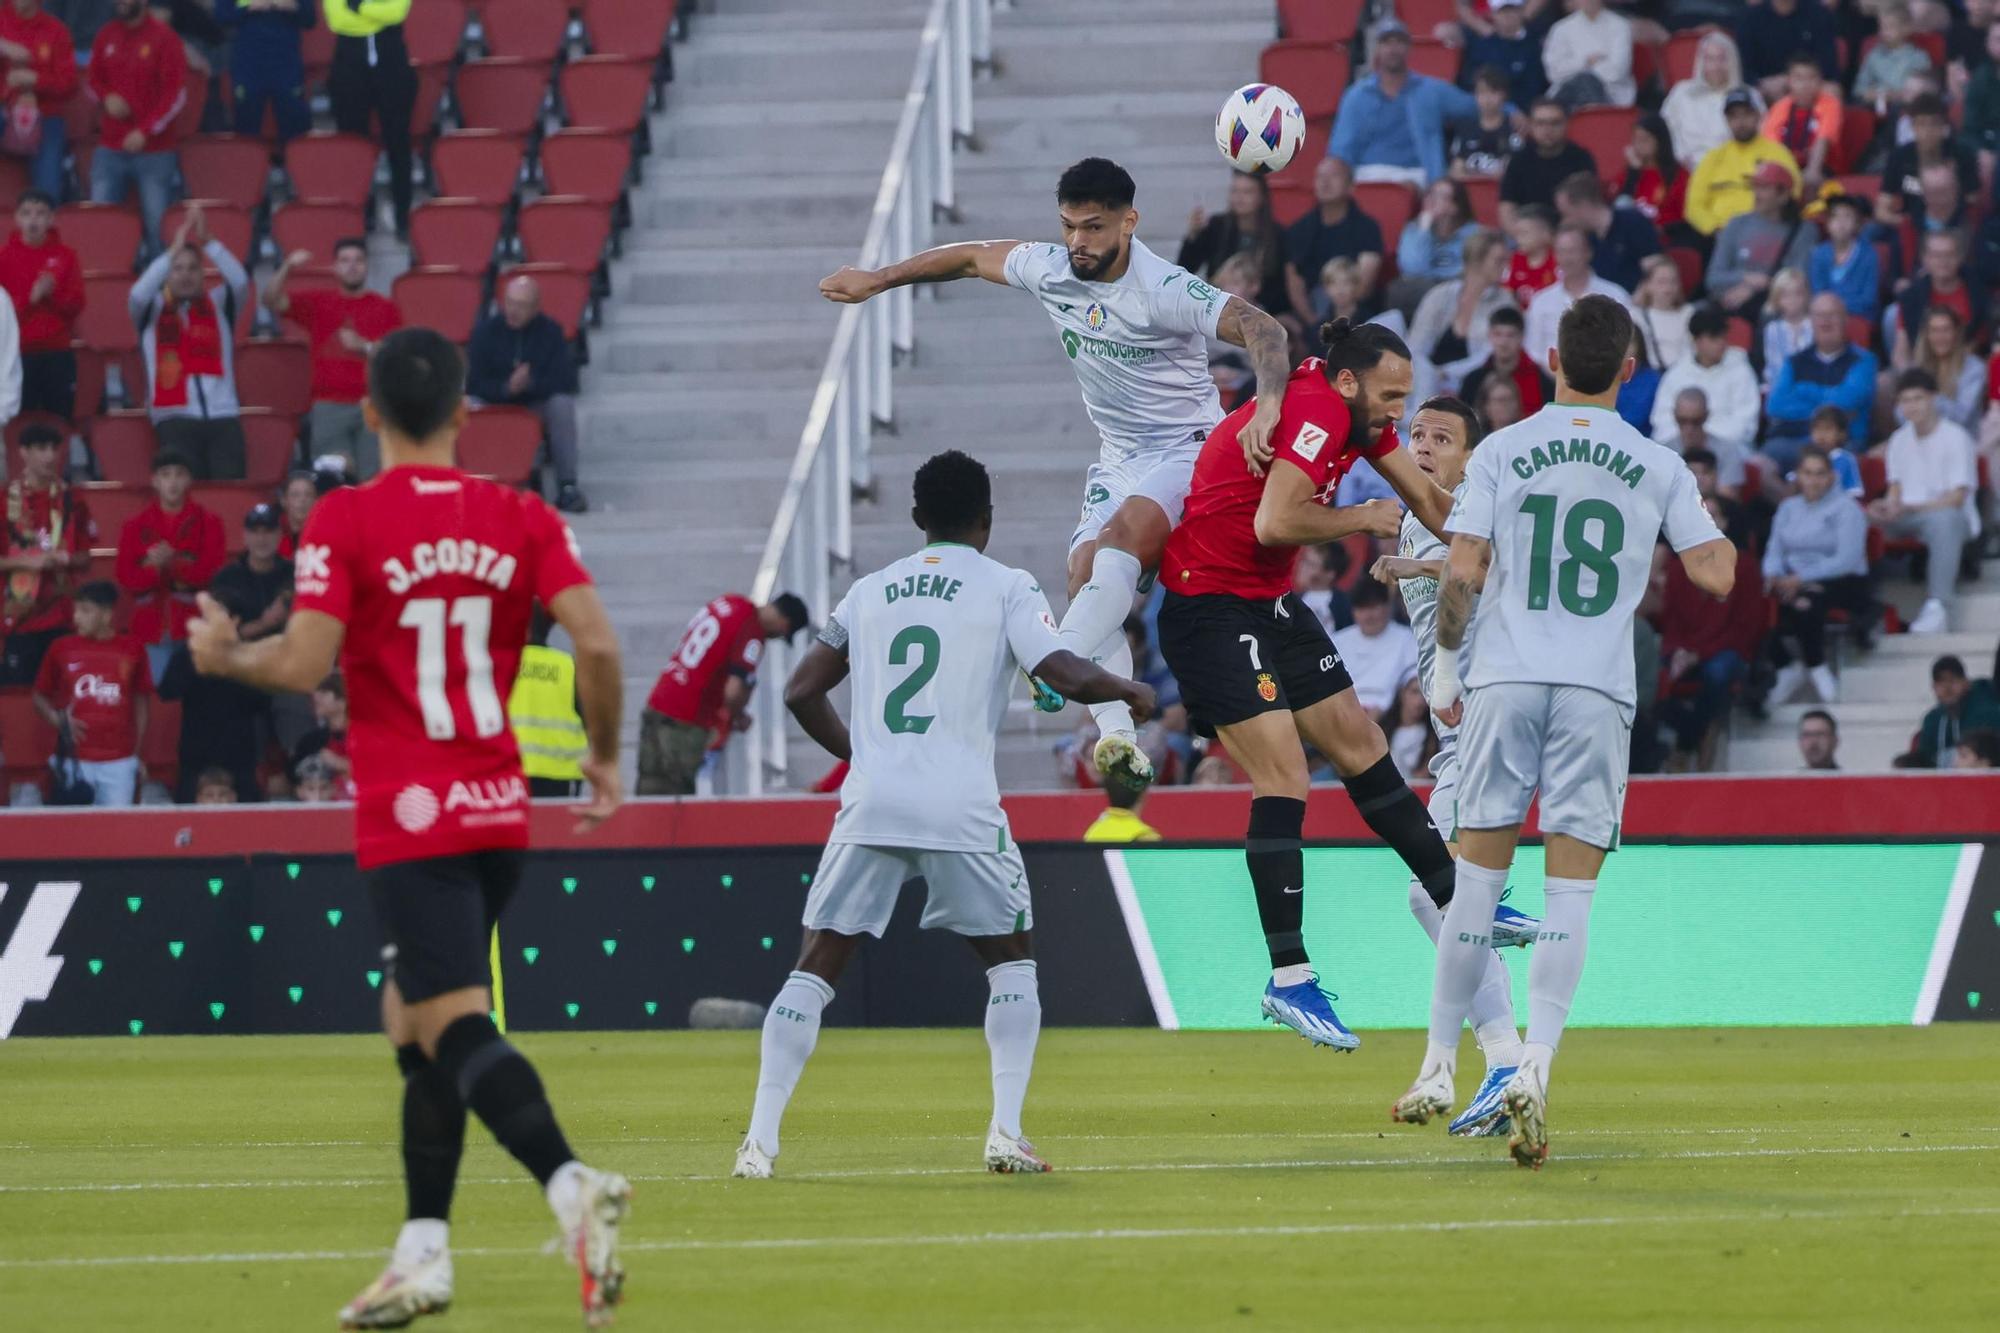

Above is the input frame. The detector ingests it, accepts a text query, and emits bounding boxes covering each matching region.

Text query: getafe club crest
[1084,302,1106,331]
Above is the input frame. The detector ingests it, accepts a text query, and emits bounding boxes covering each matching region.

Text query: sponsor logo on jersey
[382,540,519,595]
[444,776,529,814]
[295,543,332,594]
[73,673,122,705]
[1086,483,1111,506]
[411,477,463,495]
[1256,672,1277,702]
[1084,302,1106,330]
[393,783,441,834]
[1059,329,1154,363]
[1292,423,1328,464]
[1184,277,1220,307]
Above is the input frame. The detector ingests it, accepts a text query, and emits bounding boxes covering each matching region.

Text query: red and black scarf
[153,293,224,409]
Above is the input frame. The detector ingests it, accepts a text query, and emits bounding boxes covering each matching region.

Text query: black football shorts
[366,850,524,1003]
[1157,589,1355,737]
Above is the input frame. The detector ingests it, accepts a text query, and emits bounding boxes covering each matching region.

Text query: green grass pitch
[4,1026,1997,1330]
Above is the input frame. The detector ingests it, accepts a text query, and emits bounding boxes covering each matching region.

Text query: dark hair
[1488,304,1525,331]
[1416,394,1484,450]
[151,449,191,474]
[1896,367,1939,395]
[15,187,54,211]
[1473,63,1509,95]
[18,421,62,448]
[333,236,368,257]
[1515,202,1557,231]
[368,327,465,441]
[1960,729,2000,766]
[1348,575,1389,609]
[911,448,992,536]
[1799,708,1837,732]
[1104,770,1148,809]
[1431,178,1473,230]
[771,592,810,638]
[1056,157,1136,211]
[283,468,318,493]
[1825,193,1867,219]
[1787,50,1822,71]
[1556,171,1606,207]
[1632,114,1679,184]
[1554,294,1633,394]
[1797,444,1832,469]
[1687,303,1729,339]
[1933,654,1967,681]
[1317,317,1411,378]
[1908,92,1948,122]
[194,766,237,791]
[1529,96,1566,119]
[1682,447,1719,469]
[75,580,118,607]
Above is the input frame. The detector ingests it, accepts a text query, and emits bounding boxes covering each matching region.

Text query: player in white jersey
[1371,396,1537,1139]
[731,450,1154,1179]
[821,158,1293,792]
[1391,297,1736,1167]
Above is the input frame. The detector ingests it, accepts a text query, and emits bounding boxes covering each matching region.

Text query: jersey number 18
[1520,494,1624,617]
[399,596,505,740]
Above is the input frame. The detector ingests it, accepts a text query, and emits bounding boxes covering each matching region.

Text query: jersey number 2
[883,626,939,735]
[1520,494,1624,617]
[399,596,504,741]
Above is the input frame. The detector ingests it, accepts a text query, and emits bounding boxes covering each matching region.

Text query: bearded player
[1155,320,1521,1048]
[821,157,1292,793]
[190,329,634,1327]
[1369,397,1536,1138]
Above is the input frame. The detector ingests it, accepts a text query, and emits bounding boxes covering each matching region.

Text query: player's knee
[396,1042,428,1078]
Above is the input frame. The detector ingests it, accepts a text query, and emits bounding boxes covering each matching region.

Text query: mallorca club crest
[1084,302,1106,331]
[1256,672,1278,702]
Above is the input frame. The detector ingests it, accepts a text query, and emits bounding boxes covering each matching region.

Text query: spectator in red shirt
[1505,203,1558,307]
[1457,304,1552,413]
[1,421,93,684]
[639,591,810,795]
[116,448,225,679]
[86,0,189,258]
[0,0,79,200]
[32,579,151,806]
[264,239,405,478]
[1654,495,1767,771]
[0,189,83,419]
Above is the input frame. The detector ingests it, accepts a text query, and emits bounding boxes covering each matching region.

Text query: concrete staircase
[1724,573,2000,772]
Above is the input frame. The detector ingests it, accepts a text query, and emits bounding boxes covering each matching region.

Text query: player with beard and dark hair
[1153,320,1513,1050]
[820,157,1293,798]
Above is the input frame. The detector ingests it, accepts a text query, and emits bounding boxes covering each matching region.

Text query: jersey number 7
[399,596,505,740]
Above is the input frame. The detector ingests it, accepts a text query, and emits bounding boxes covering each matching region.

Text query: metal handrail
[733,0,992,794]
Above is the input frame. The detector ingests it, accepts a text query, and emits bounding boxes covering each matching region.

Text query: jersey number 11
[399,595,505,740]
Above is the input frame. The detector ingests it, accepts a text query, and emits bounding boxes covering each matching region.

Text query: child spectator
[1460,304,1553,415]
[1504,203,1558,307]
[1317,256,1372,330]
[1449,65,1520,179]
[264,239,404,479]
[1652,305,1762,452]
[0,189,83,419]
[32,579,151,806]
[1633,254,1693,371]
[115,448,224,681]
[1762,268,1814,391]
[1956,730,2000,768]
[1765,446,1874,703]
[1857,6,1937,113]
[1331,578,1417,727]
[1615,115,1690,246]
[289,670,354,799]
[1808,404,1868,496]
[1762,51,1844,190]
[1461,0,1546,111]
[0,422,94,685]
[1869,368,1978,634]
[86,0,189,257]
[1809,194,1881,322]
[0,0,79,200]
[193,765,238,803]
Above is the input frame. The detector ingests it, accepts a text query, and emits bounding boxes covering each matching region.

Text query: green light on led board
[1117,844,1967,1030]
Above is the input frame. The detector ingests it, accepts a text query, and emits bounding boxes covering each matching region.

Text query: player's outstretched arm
[188,593,343,693]
[819,240,1024,303]
[1214,296,1293,474]
[1372,447,1457,542]
[1252,458,1404,547]
[548,583,624,829]
[784,641,854,761]
[1028,649,1156,723]
[1677,536,1739,601]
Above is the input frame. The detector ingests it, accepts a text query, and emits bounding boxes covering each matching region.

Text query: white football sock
[1057,547,1142,738]
[393,1218,448,1265]
[1409,875,1523,1070]
[984,960,1041,1140]
[1424,859,1509,1072]
[748,971,835,1155]
[1271,962,1316,988]
[1524,876,1597,1061]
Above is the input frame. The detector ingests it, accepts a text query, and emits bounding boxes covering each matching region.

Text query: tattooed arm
[1214,295,1294,475]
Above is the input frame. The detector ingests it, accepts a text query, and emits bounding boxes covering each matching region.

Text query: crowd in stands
[1163,0,2000,780]
[0,0,676,806]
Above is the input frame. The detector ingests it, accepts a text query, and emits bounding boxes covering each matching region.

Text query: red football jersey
[1162,359,1400,600]
[1507,250,1557,308]
[290,466,593,870]
[33,633,152,762]
[646,594,763,726]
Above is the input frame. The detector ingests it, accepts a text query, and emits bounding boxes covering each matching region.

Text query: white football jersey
[822,544,1064,852]
[1003,239,1226,462]
[1397,484,1476,742]
[1448,403,1721,710]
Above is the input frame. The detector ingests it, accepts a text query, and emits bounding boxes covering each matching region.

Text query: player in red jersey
[1157,319,1466,1051]
[639,590,808,795]
[190,330,632,1330]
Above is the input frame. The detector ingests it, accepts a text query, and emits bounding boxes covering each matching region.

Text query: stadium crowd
[0,0,670,806]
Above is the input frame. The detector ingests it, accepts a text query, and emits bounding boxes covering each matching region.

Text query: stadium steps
[571,0,928,777]
[1724,575,2000,772]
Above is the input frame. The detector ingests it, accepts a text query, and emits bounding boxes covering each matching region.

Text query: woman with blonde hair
[1904,304,1985,429]
[1634,253,1694,370]
[1662,31,1756,169]
[1760,268,1813,391]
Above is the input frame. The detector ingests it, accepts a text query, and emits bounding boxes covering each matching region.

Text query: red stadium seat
[539,128,632,206]
[87,411,157,485]
[1834,107,1877,176]
[392,268,484,344]
[1666,245,1703,300]
[302,21,336,93]
[269,201,369,264]
[457,405,542,484]
[581,0,676,58]
[1631,39,1659,94]
[172,68,209,144]
[1399,0,1460,37]
[516,196,611,273]
[1568,106,1639,182]
[285,132,381,208]
[190,484,268,543]
[498,263,588,338]
[78,482,150,542]
[54,203,142,273]
[1858,453,1888,500]
[79,272,140,353]
[1256,41,1347,121]
[238,409,299,486]
[558,56,652,134]
[1663,27,1719,86]
[1726,316,1754,350]
[141,697,181,791]
[481,0,571,61]
[408,198,504,270]
[1463,175,1500,227]
[430,130,527,207]
[1846,314,1875,351]
[405,0,469,66]
[1407,40,1458,82]
[72,346,145,415]
[455,58,551,136]
[235,339,313,417]
[1276,0,1362,43]
[0,155,25,205]
[0,689,59,794]
[1270,179,1312,227]
[1353,182,1418,254]
[177,135,272,212]
[411,62,454,142]
[159,201,253,265]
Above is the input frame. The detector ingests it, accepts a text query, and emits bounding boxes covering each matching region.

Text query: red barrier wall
[1,774,1994,860]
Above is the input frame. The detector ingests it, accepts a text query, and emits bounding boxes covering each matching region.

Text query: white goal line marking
[4,1140,1996,1196]
[5,1205,1999,1270]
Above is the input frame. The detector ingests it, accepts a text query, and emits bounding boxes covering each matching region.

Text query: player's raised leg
[1060,491,1174,786]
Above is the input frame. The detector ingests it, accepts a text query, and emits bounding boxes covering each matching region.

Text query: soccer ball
[1214,83,1306,175]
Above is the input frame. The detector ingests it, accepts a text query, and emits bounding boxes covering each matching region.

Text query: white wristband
[1429,655,1462,712]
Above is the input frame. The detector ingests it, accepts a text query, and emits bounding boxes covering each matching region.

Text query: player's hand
[571,755,623,833]
[1369,555,1420,585]
[1429,655,1462,716]
[1431,698,1463,729]
[819,266,882,304]
[187,593,241,677]
[1237,402,1282,476]
[1351,498,1405,540]
[1125,680,1158,725]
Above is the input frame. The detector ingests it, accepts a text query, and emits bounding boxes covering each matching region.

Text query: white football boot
[732,1136,775,1179]
[337,1250,452,1329]
[1389,1060,1456,1126]
[984,1128,1051,1173]
[558,1167,631,1328]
